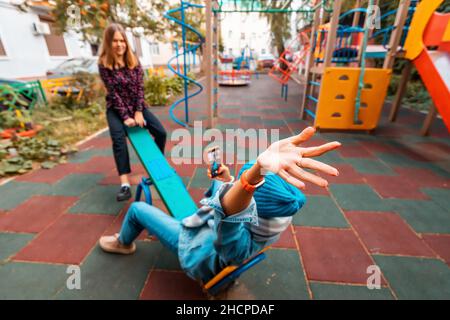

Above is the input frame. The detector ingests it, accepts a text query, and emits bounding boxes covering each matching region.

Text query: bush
[144,72,198,106]
[144,74,169,106]
[387,74,432,112]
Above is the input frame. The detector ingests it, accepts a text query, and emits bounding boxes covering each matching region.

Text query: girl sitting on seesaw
[99,127,340,284]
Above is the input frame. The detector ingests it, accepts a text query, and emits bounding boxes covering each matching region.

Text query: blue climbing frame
[164,1,205,127]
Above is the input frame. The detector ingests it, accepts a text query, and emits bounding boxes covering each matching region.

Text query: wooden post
[300,5,321,119]
[352,0,362,28]
[323,0,342,68]
[205,0,213,128]
[383,0,411,69]
[421,104,437,136]
[389,60,412,122]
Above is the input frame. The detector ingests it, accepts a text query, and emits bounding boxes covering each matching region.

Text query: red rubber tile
[13,214,114,265]
[79,137,111,150]
[75,156,116,174]
[189,188,207,204]
[295,227,383,284]
[364,175,429,199]
[303,183,329,196]
[272,226,297,249]
[140,270,206,300]
[326,164,365,184]
[393,167,449,189]
[338,144,374,158]
[359,140,397,154]
[346,211,435,257]
[99,164,147,186]
[15,163,79,184]
[0,196,78,233]
[104,205,149,241]
[167,158,198,177]
[422,234,450,266]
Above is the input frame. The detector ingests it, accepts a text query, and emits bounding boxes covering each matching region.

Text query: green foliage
[144,73,197,106]
[258,0,294,56]
[144,75,169,106]
[52,0,169,45]
[388,74,432,112]
[0,136,70,176]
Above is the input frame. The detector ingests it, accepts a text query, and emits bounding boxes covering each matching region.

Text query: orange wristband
[240,169,265,192]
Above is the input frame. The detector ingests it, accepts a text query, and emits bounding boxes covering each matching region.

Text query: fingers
[302,141,341,157]
[278,169,306,190]
[299,158,339,176]
[287,164,328,188]
[290,126,315,145]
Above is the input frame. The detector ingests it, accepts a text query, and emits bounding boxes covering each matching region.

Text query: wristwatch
[240,169,265,192]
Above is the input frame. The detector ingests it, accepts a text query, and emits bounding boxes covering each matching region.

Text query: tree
[258,0,294,57]
[51,0,169,46]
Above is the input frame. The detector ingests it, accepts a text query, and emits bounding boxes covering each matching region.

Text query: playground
[0,0,449,300]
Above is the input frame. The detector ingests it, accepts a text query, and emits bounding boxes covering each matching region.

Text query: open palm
[257,127,341,189]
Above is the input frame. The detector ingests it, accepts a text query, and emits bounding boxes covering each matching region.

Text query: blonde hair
[98,23,138,70]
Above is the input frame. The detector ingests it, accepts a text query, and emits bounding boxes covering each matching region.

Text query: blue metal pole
[181,0,189,124]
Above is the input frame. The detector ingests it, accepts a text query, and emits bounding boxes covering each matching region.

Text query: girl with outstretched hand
[99,127,340,284]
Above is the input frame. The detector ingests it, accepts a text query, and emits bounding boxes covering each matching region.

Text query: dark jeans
[107,108,167,176]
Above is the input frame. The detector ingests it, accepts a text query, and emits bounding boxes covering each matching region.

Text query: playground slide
[413,49,450,131]
[402,0,450,132]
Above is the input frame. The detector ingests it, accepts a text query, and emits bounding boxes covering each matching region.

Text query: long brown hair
[98,23,138,70]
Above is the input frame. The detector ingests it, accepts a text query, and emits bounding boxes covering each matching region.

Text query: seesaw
[126,126,267,295]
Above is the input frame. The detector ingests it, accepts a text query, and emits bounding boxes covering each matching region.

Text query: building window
[261,48,266,54]
[0,36,6,56]
[39,15,68,56]
[149,42,160,55]
[133,35,143,57]
[241,32,245,40]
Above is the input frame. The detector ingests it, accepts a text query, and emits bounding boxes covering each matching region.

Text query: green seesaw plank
[126,126,198,220]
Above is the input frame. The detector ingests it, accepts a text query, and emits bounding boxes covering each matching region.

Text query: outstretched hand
[256,127,341,189]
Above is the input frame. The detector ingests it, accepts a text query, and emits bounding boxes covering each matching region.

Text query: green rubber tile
[263,119,286,127]
[67,149,113,163]
[431,162,450,179]
[55,242,159,300]
[310,282,394,300]
[0,181,51,210]
[343,158,396,175]
[376,152,428,169]
[0,233,34,262]
[48,174,103,197]
[0,262,68,299]
[293,195,348,228]
[98,130,111,138]
[152,242,182,271]
[225,249,310,300]
[221,113,242,119]
[189,168,212,189]
[314,151,346,165]
[128,146,141,164]
[373,255,450,299]
[318,133,360,145]
[241,116,262,123]
[69,185,128,215]
[236,146,259,163]
[385,199,450,234]
[181,176,191,188]
[329,184,392,212]
[421,188,450,211]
